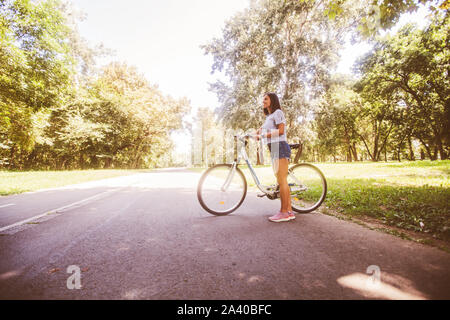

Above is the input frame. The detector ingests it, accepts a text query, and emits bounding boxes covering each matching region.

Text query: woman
[256,93,294,222]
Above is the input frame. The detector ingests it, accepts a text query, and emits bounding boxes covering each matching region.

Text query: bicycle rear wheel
[197,164,247,216]
[288,163,327,213]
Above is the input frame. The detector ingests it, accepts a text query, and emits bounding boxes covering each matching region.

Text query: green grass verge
[0,169,141,196]
[191,160,450,241]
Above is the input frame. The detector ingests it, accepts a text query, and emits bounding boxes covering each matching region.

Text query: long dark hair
[264,92,281,115]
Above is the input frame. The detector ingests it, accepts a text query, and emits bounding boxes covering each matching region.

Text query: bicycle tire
[288,163,327,214]
[197,164,247,216]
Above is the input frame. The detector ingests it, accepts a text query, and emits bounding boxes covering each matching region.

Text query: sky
[72,0,251,154]
[73,0,248,111]
[71,0,430,155]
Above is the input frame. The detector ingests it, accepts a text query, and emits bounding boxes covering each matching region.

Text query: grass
[316,161,449,242]
[192,160,450,242]
[2,161,449,244]
[0,169,141,196]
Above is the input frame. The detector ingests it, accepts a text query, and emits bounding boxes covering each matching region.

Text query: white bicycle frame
[221,134,305,195]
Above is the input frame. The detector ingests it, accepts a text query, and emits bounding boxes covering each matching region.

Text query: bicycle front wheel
[288,163,327,214]
[197,164,247,216]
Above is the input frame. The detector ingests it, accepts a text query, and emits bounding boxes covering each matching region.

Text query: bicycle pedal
[257,193,267,198]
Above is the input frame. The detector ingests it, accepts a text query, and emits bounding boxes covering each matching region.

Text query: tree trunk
[359,134,375,161]
[202,130,206,166]
[347,147,352,162]
[9,145,16,169]
[293,143,303,164]
[432,145,438,161]
[79,153,84,169]
[351,143,358,161]
[61,157,69,170]
[419,138,433,160]
[234,136,237,163]
[192,136,196,166]
[256,144,261,165]
[25,148,38,169]
[132,139,146,169]
[408,137,415,161]
[104,157,112,169]
[373,120,379,162]
[436,134,448,160]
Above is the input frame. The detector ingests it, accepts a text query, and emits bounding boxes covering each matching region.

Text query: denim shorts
[267,141,291,160]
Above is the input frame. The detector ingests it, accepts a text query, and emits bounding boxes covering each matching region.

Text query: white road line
[20,173,141,195]
[0,204,15,209]
[0,190,116,233]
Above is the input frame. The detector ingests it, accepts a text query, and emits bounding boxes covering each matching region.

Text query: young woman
[256,93,294,222]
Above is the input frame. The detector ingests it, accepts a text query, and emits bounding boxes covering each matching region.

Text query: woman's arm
[262,123,284,139]
[263,110,285,139]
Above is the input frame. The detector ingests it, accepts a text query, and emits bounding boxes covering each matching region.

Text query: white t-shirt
[261,109,287,143]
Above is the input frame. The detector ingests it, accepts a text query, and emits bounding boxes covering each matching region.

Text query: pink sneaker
[288,211,296,220]
[268,211,291,222]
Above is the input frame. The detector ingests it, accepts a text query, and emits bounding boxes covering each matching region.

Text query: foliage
[0,0,75,166]
[311,11,449,162]
[204,0,449,163]
[325,0,448,38]
[314,75,361,161]
[355,12,449,160]
[0,0,190,170]
[202,0,358,137]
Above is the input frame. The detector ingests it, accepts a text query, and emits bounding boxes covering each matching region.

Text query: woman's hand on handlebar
[255,128,262,141]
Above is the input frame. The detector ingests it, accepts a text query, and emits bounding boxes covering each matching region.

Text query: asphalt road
[0,168,449,300]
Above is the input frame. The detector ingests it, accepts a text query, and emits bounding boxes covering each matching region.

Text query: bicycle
[197,134,327,216]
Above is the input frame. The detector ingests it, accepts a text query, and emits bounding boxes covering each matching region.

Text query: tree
[50,62,191,169]
[0,0,76,168]
[315,75,361,162]
[202,0,358,142]
[1,1,190,170]
[355,12,449,160]
[326,0,448,38]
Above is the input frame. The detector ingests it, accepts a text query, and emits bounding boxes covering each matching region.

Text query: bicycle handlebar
[234,134,259,140]
[233,133,264,164]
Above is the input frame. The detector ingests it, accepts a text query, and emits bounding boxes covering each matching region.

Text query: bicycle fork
[220,163,237,192]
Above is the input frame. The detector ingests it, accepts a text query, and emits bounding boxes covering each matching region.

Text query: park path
[0,168,449,299]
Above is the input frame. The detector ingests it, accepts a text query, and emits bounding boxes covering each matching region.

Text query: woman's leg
[276,158,291,213]
[268,157,292,222]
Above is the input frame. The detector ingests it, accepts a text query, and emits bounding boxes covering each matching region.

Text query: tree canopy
[1,0,448,169]
[0,0,190,169]
[203,0,449,163]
